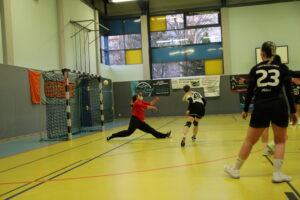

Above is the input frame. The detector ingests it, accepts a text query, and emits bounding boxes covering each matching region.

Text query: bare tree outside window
[109,51,125,65]
[185,27,221,44]
[125,34,142,49]
[166,14,184,30]
[151,30,185,47]
[108,35,125,50]
[152,60,204,79]
[186,13,219,27]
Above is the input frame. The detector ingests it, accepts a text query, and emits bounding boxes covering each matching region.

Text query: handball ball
[103,80,109,86]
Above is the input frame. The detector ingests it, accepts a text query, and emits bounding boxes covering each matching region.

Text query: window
[150,11,223,78]
[109,51,125,65]
[151,30,186,47]
[108,35,125,50]
[125,34,142,49]
[100,17,142,65]
[152,60,205,79]
[186,13,219,27]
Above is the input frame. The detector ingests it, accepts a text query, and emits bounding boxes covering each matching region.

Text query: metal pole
[79,28,83,72]
[62,68,72,140]
[98,77,105,131]
[87,31,91,73]
[83,30,87,73]
[70,21,93,38]
[74,26,78,70]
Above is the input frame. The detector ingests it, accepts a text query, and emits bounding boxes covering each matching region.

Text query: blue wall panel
[151,43,223,63]
[186,43,223,61]
[124,18,141,34]
[108,20,123,35]
[151,46,186,63]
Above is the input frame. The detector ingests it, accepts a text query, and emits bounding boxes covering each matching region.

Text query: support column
[57,0,66,69]
[94,10,101,75]
[221,8,232,75]
[0,0,14,65]
[141,15,151,80]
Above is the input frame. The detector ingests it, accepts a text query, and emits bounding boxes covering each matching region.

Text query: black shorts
[250,98,289,128]
[189,103,205,119]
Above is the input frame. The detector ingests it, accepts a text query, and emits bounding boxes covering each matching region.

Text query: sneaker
[181,138,186,147]
[166,131,172,138]
[191,135,196,142]
[224,165,240,179]
[267,143,275,154]
[272,172,291,183]
[106,135,112,141]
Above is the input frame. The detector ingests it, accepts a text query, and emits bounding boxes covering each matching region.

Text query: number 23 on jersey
[256,69,280,87]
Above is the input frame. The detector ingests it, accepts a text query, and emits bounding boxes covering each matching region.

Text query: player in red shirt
[107,93,171,141]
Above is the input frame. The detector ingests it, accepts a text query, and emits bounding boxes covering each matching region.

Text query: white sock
[273,159,283,173]
[234,158,245,170]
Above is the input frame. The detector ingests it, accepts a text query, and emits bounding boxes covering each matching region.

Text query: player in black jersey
[180,85,206,147]
[224,41,298,183]
[292,77,300,124]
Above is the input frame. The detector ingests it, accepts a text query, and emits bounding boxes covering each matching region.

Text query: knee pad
[185,121,192,127]
[193,121,199,126]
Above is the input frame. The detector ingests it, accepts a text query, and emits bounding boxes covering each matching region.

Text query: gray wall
[0,64,46,139]
[0,64,113,140]
[113,76,241,118]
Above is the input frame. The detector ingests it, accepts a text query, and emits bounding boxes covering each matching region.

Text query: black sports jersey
[186,91,206,111]
[244,60,296,113]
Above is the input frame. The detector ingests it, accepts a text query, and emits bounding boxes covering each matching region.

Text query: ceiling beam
[221,0,227,7]
[137,0,148,15]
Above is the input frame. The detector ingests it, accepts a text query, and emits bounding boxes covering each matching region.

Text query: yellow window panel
[126,49,142,64]
[205,59,223,75]
[150,16,166,32]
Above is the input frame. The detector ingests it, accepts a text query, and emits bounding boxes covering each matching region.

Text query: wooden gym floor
[0,114,299,200]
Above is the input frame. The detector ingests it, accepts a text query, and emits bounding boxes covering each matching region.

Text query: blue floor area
[0,119,129,159]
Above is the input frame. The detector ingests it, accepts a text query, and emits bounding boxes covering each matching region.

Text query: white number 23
[256,69,280,87]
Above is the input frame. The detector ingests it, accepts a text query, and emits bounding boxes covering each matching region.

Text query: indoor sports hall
[0,0,300,200]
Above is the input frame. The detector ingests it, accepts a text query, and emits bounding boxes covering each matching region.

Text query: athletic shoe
[181,138,186,147]
[224,165,240,179]
[166,131,172,138]
[267,143,275,154]
[191,135,196,142]
[272,172,291,183]
[106,135,112,141]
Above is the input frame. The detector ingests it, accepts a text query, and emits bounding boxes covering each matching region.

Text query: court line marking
[0,160,83,198]
[0,118,163,173]
[0,149,261,186]
[0,119,130,160]
[264,155,300,199]
[0,137,106,174]
[285,192,299,200]
[3,119,176,199]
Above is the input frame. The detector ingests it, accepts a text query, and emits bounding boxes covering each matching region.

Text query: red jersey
[132,100,151,122]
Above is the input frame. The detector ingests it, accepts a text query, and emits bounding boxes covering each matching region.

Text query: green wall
[63,0,97,74]
[227,1,300,74]
[10,0,59,70]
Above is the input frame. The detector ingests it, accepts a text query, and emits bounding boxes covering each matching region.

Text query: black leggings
[110,116,168,139]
